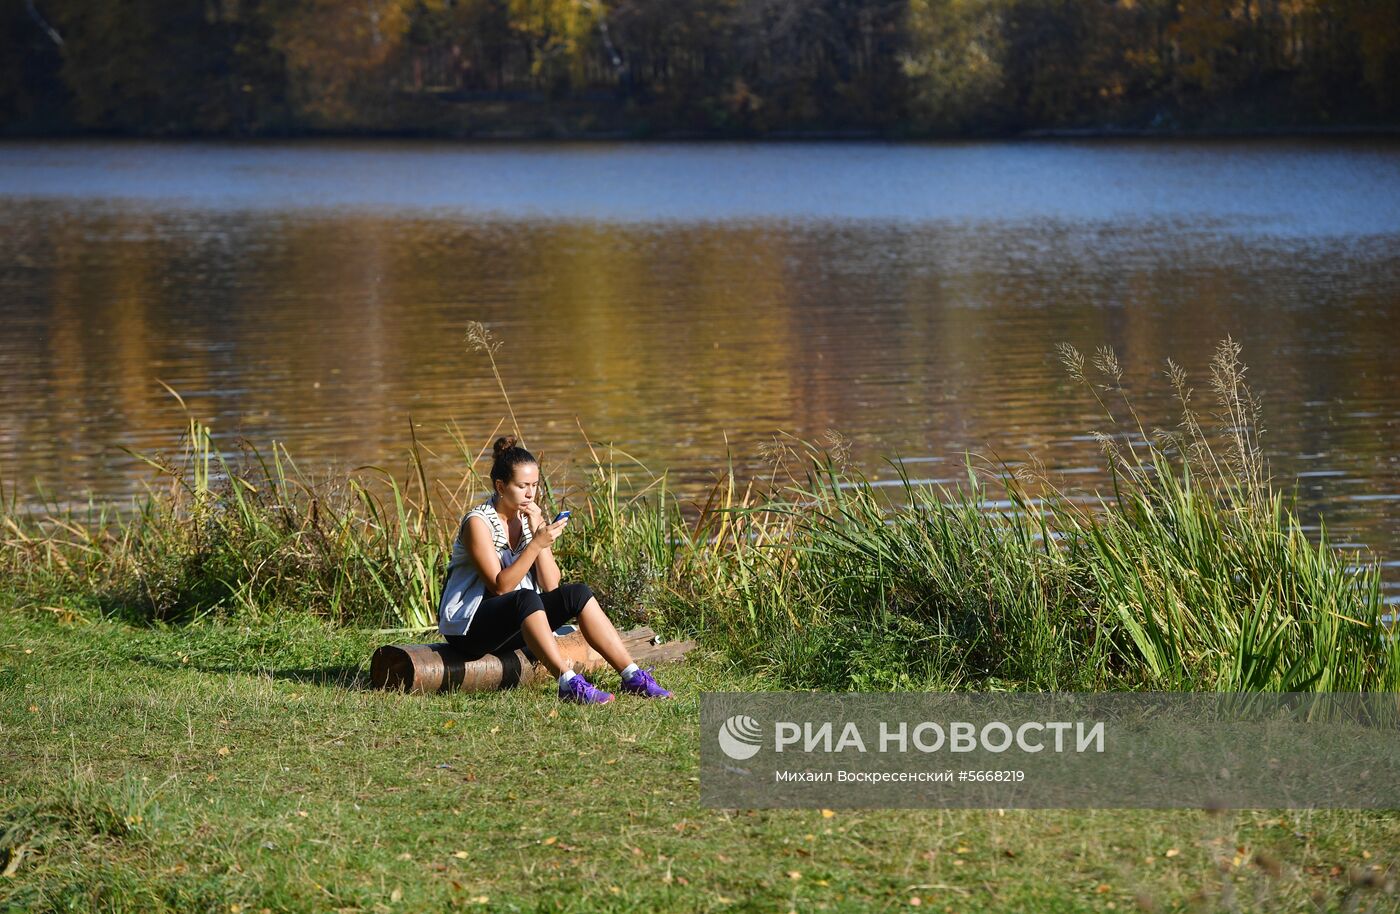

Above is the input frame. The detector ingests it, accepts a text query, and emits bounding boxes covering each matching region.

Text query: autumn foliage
[3,0,1398,136]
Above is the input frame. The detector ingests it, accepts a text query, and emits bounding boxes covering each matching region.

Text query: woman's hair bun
[489,435,536,485]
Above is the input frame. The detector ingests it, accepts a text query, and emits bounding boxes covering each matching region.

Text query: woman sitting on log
[437,436,673,704]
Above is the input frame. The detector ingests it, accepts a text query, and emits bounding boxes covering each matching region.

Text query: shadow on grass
[130,655,373,690]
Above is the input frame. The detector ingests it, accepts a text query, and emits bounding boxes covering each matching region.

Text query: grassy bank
[2,609,1397,913]
[3,340,1395,693]
[2,338,1398,911]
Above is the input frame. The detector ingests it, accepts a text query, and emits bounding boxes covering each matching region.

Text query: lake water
[1,139,1398,595]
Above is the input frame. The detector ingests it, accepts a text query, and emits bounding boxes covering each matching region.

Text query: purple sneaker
[558,674,613,705]
[619,666,673,699]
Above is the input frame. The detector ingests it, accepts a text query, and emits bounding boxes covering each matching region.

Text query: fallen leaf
[453,851,469,859]
[542,836,557,845]
[909,898,922,907]
[2,846,25,878]
[217,746,231,757]
[296,810,309,818]
[955,846,970,854]
[489,726,500,734]
[390,887,402,903]
[1165,848,1180,858]
[397,852,413,861]
[1097,884,1112,894]
[443,720,455,729]
[787,870,802,880]
[26,705,38,713]
[821,808,835,818]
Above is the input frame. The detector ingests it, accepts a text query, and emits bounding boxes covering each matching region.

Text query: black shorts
[444,583,594,659]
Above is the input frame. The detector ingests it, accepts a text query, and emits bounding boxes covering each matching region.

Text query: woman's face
[495,461,539,511]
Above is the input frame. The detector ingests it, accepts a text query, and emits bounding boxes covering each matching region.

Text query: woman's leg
[518,607,571,678]
[454,585,638,679]
[449,591,574,677]
[576,596,634,672]
[538,583,633,673]
[555,585,672,698]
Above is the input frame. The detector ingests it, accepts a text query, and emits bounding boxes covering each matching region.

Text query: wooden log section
[370,626,698,694]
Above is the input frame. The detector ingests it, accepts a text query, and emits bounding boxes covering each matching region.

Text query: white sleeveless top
[437,498,539,636]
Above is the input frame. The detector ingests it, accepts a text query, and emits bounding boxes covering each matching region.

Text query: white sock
[621,663,639,680]
[559,670,578,686]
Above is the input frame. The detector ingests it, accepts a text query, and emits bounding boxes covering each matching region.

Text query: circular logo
[717,714,763,760]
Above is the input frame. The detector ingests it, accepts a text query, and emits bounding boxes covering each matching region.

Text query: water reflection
[1,142,1397,575]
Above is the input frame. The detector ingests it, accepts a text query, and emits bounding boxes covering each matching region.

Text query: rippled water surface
[2,139,1398,591]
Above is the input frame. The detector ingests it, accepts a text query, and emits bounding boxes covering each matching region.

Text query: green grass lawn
[2,608,1396,914]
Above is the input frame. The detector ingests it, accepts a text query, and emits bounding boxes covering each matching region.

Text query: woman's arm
[533,546,563,592]
[466,515,538,594]
[467,513,568,594]
[521,503,566,592]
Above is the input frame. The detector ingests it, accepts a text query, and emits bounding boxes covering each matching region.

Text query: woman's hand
[521,501,546,535]
[522,503,568,548]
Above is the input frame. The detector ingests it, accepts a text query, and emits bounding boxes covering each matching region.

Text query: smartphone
[552,510,571,523]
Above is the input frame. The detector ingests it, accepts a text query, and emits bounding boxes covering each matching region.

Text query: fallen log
[370,626,698,694]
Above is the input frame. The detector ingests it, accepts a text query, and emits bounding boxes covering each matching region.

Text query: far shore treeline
[3,0,1399,138]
